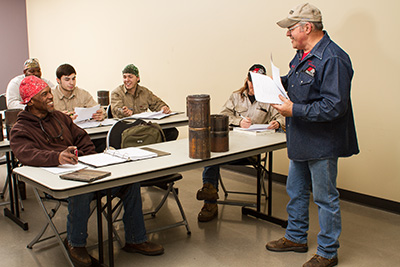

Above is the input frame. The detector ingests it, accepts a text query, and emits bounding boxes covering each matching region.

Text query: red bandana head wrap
[19,75,49,104]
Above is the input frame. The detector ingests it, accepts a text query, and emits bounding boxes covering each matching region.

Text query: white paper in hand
[74,105,101,123]
[271,59,289,99]
[250,72,284,104]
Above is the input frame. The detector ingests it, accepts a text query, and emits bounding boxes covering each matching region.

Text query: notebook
[60,169,111,183]
[78,147,158,168]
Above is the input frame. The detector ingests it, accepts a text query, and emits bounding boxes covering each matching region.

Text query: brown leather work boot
[123,241,164,256]
[63,239,92,267]
[303,255,338,267]
[266,237,308,253]
[198,203,218,222]
[196,183,218,201]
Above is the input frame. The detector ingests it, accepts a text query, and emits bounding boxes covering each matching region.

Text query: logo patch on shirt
[305,66,315,77]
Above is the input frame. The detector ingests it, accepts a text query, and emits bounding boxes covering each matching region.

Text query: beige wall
[25,0,400,202]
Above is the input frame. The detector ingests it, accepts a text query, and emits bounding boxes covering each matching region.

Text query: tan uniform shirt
[52,85,105,118]
[110,84,168,118]
[53,85,99,112]
[220,91,285,128]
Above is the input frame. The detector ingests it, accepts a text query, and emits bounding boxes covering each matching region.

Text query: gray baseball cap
[277,3,322,28]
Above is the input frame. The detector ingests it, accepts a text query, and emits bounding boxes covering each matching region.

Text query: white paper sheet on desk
[240,124,271,131]
[130,111,178,120]
[73,105,100,123]
[41,163,87,174]
[75,118,117,129]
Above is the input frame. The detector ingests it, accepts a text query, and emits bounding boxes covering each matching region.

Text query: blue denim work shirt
[281,32,359,161]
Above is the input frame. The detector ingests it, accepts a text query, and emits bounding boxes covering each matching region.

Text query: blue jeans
[67,183,147,247]
[285,158,340,259]
[202,165,220,204]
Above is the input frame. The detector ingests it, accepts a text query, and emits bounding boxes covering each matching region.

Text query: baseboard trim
[221,165,400,215]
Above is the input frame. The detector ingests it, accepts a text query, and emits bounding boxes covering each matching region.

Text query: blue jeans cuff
[284,234,307,245]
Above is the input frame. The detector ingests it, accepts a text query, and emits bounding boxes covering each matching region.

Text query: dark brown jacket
[10,109,96,167]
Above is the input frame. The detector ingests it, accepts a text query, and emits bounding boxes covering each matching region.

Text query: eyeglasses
[287,24,302,33]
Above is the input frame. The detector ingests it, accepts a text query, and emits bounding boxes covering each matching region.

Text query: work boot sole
[266,245,308,253]
[198,210,218,222]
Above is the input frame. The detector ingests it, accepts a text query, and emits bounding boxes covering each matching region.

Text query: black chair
[0,94,7,183]
[106,104,113,118]
[0,96,25,207]
[106,117,190,235]
[216,155,269,206]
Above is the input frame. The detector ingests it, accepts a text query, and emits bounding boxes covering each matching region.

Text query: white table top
[13,132,286,199]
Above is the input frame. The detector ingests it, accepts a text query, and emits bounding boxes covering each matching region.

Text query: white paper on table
[130,111,178,120]
[75,118,117,129]
[75,120,101,129]
[250,72,284,104]
[73,105,101,123]
[41,163,87,175]
[245,124,271,131]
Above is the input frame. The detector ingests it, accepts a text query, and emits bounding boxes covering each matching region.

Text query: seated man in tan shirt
[53,63,105,121]
[53,63,106,151]
[111,64,178,141]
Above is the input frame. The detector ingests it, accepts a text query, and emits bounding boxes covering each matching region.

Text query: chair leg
[170,187,191,235]
[29,189,74,267]
[27,198,61,249]
[143,183,174,217]
[1,175,8,199]
[218,174,228,197]
[143,182,191,235]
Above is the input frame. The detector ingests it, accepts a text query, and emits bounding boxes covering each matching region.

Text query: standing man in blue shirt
[266,3,359,267]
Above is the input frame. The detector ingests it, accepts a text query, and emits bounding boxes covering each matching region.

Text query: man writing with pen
[111,64,178,141]
[196,64,285,222]
[10,76,164,266]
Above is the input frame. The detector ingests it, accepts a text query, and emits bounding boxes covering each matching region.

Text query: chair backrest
[0,94,7,110]
[106,118,165,149]
[106,104,113,118]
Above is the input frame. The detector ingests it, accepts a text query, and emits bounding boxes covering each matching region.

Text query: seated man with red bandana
[10,76,164,267]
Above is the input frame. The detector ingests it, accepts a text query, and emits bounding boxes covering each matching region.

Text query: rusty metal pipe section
[186,94,210,159]
[210,114,229,152]
[97,90,110,106]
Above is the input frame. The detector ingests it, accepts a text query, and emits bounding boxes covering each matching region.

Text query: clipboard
[60,169,111,183]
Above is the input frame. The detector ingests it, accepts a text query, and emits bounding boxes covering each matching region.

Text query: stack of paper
[41,163,87,174]
[233,124,275,135]
[130,111,178,120]
[75,118,116,129]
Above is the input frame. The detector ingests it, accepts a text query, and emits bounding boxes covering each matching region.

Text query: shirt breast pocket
[138,105,148,112]
[235,107,248,115]
[299,72,314,86]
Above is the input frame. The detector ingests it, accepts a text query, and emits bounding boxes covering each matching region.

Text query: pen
[239,114,249,121]
[74,149,78,157]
